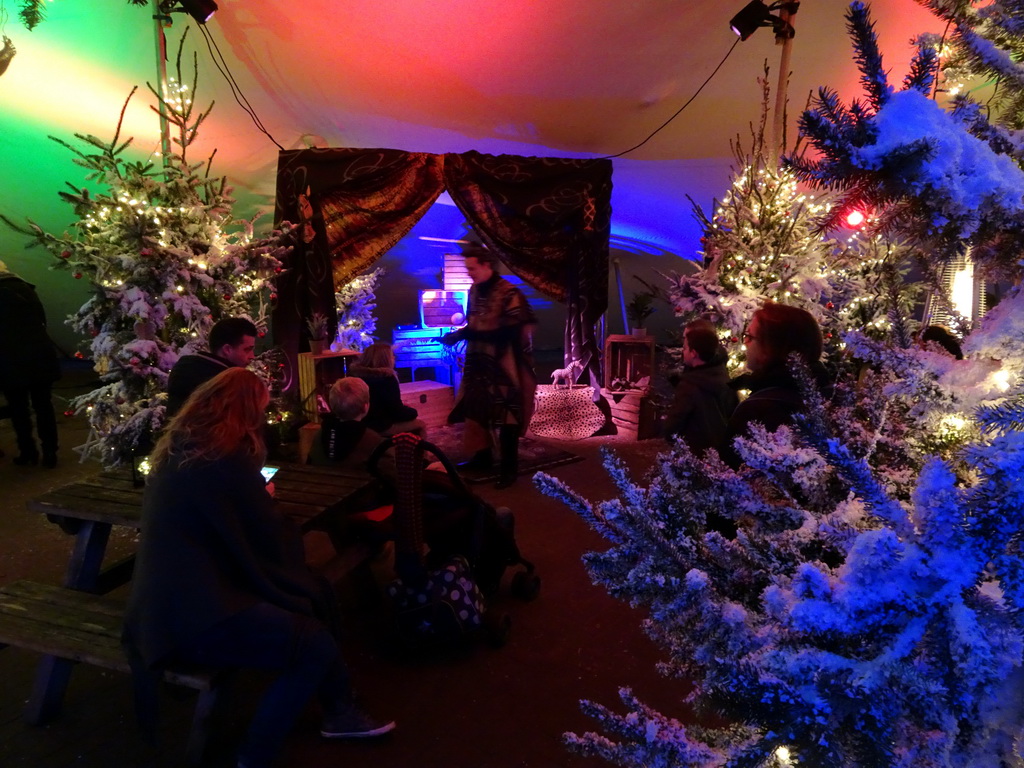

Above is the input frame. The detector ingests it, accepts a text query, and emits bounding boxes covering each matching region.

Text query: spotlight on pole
[179,0,218,24]
[729,0,797,42]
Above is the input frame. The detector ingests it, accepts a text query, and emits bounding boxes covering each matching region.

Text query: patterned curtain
[275,149,444,389]
[275,148,612,393]
[443,151,612,388]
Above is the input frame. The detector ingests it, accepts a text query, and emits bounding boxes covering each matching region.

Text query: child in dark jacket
[665,320,739,455]
[348,343,425,436]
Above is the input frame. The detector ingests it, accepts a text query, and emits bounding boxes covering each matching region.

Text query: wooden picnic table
[17,461,381,726]
[26,462,378,592]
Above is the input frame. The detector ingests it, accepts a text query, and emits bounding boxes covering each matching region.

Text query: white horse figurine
[550,359,585,389]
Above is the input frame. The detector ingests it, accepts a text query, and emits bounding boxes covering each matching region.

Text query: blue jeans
[175,602,352,768]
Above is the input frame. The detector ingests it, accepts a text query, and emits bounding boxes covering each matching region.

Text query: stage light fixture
[0,35,15,78]
[729,0,796,42]
[179,0,218,24]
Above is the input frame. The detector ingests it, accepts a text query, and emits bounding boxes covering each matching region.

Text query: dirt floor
[0,364,690,768]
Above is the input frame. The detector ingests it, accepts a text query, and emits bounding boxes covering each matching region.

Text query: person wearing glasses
[722,302,829,468]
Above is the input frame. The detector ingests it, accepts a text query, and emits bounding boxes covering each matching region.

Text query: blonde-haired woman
[124,368,393,768]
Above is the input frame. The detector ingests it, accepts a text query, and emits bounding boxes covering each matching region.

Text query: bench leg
[25,655,75,725]
[64,521,112,592]
[185,677,230,767]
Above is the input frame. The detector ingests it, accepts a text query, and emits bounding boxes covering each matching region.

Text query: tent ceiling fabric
[0,0,941,350]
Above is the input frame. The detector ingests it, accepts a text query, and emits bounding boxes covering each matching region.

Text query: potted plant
[626,291,655,337]
[306,311,330,354]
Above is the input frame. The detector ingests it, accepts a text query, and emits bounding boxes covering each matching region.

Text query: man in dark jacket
[0,261,61,467]
[664,320,738,454]
[165,317,257,417]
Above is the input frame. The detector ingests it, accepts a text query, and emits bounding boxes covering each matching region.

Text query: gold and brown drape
[275,147,612,392]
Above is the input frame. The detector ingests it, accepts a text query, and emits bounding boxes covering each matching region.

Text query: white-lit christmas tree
[665,75,905,371]
[3,55,293,466]
[333,268,383,352]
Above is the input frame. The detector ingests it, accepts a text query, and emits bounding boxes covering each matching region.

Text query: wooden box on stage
[419,290,468,328]
[604,334,656,390]
[600,388,657,440]
[399,380,455,430]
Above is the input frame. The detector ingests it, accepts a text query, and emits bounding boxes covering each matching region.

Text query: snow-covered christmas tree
[790,1,1024,277]
[332,268,383,352]
[536,4,1024,766]
[537,373,1024,766]
[2,50,293,466]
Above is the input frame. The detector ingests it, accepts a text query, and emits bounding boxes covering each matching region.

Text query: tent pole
[152,0,172,167]
[612,257,628,333]
[771,2,799,160]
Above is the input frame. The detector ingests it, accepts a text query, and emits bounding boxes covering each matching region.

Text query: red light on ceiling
[845,209,866,228]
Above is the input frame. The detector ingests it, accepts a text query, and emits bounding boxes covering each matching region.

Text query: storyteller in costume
[442,244,537,489]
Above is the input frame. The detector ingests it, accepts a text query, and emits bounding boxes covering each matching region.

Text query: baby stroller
[367,432,539,649]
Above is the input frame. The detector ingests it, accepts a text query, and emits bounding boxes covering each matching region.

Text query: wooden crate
[443,253,473,292]
[419,290,468,328]
[604,334,656,390]
[600,388,657,440]
[393,325,454,384]
[399,380,455,429]
[298,349,360,423]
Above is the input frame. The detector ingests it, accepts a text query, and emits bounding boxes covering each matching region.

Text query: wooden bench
[0,580,225,766]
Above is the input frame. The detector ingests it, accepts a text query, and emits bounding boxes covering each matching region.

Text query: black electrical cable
[603,38,740,159]
[197,22,285,151]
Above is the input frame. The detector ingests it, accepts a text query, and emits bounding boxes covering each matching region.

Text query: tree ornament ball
[63,409,75,417]
[451,312,466,325]
[74,351,84,359]
[73,272,83,279]
[60,250,71,259]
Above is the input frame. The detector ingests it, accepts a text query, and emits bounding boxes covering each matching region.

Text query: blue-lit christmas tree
[333,268,383,352]
[537,3,1024,766]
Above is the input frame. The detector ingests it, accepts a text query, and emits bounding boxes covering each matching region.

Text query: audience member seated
[165,317,258,418]
[919,324,964,360]
[664,319,739,454]
[311,376,513,596]
[124,368,394,768]
[309,377,396,478]
[348,342,426,436]
[723,302,829,468]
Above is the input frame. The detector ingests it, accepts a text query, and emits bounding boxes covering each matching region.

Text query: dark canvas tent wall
[274,148,612,392]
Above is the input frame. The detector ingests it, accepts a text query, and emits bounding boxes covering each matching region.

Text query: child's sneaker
[320,708,396,739]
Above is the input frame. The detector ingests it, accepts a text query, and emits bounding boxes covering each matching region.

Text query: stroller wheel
[483,611,512,648]
[511,570,541,601]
